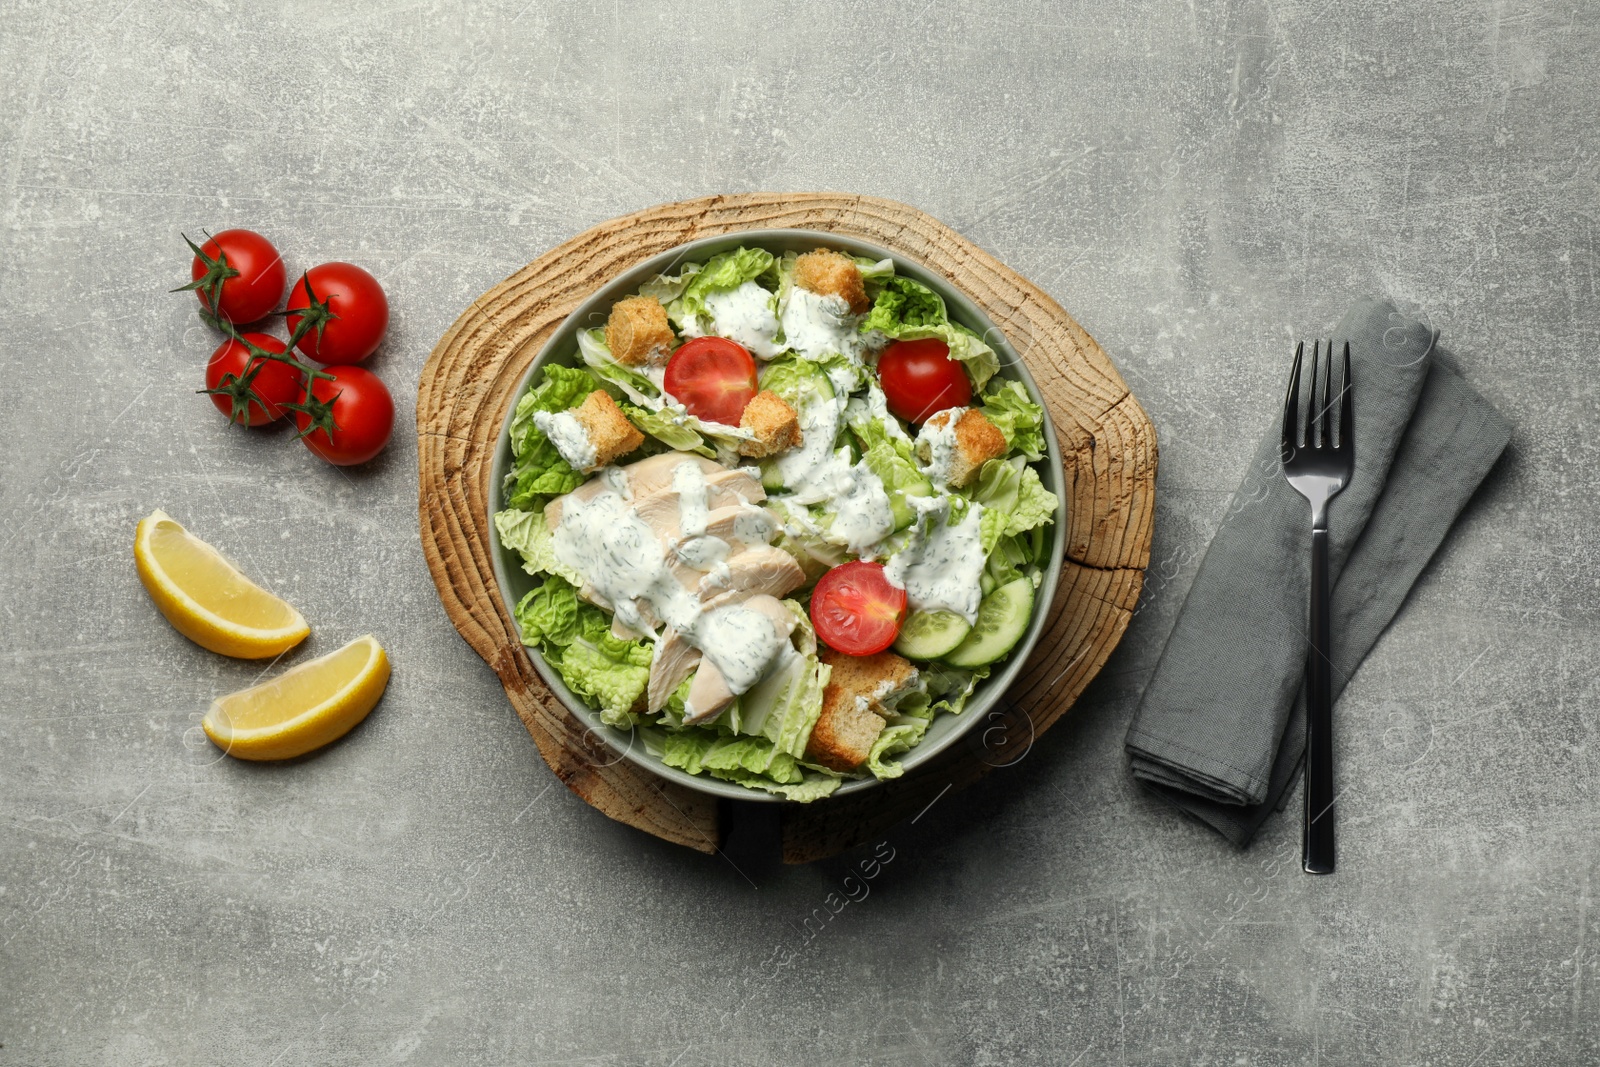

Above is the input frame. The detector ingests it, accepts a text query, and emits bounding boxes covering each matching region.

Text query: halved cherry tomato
[809,561,908,656]
[204,333,304,427]
[285,262,390,365]
[187,229,286,325]
[878,337,971,424]
[663,336,758,425]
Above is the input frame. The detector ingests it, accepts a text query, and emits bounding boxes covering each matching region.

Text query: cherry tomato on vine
[285,262,390,365]
[878,337,971,424]
[204,333,303,427]
[809,561,907,656]
[292,366,395,466]
[664,336,758,425]
[185,229,286,325]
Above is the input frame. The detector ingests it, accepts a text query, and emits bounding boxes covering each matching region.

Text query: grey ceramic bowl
[487,229,1066,802]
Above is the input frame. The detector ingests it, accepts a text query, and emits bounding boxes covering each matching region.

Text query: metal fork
[1281,339,1354,875]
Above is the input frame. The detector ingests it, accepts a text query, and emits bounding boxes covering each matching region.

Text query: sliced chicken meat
[696,544,806,600]
[630,468,767,541]
[547,450,804,719]
[544,452,726,528]
[647,629,700,712]
[681,595,798,725]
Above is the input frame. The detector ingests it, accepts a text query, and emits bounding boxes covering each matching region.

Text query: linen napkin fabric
[1125,298,1512,846]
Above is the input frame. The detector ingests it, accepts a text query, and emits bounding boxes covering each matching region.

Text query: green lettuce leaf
[861,275,946,333]
[866,717,932,779]
[984,531,1033,589]
[559,630,652,728]
[512,574,582,650]
[862,438,936,530]
[736,645,830,760]
[638,266,698,306]
[860,276,1000,390]
[546,603,650,726]
[855,256,896,285]
[619,402,715,458]
[724,771,841,802]
[574,328,663,405]
[660,729,713,775]
[503,364,602,509]
[980,379,1048,461]
[494,507,585,585]
[509,364,601,456]
[665,248,776,333]
[845,383,917,463]
[700,736,802,782]
[971,457,1059,546]
[759,354,834,407]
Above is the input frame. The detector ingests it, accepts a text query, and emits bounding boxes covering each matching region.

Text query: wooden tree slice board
[417,193,1157,864]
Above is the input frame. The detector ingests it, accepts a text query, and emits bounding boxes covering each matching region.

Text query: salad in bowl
[490,234,1063,801]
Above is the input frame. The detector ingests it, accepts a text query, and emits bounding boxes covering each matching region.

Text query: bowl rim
[486,228,1067,802]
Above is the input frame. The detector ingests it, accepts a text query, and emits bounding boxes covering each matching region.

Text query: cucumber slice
[893,609,972,661]
[759,459,785,492]
[943,578,1035,669]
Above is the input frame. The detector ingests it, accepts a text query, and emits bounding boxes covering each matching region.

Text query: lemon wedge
[203,634,390,760]
[134,509,309,659]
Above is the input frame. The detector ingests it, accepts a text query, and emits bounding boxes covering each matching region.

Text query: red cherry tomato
[189,229,286,325]
[285,262,390,365]
[292,366,395,466]
[663,336,758,425]
[878,338,972,424]
[204,333,304,427]
[809,561,908,656]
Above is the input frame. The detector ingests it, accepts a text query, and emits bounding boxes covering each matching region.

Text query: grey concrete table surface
[2,1,1594,1064]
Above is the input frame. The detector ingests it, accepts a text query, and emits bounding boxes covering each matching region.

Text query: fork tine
[1307,339,1322,448]
[1282,340,1304,455]
[1338,340,1353,451]
[1319,339,1334,449]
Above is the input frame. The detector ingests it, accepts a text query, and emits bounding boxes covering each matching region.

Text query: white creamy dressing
[780,288,865,362]
[915,409,965,487]
[552,457,791,704]
[773,387,847,503]
[601,465,632,499]
[733,509,775,544]
[694,603,782,693]
[884,497,988,623]
[552,491,695,636]
[828,459,896,555]
[674,534,729,571]
[640,362,669,390]
[847,381,916,451]
[532,409,598,472]
[673,461,710,537]
[690,280,783,358]
[698,557,733,594]
[771,386,895,555]
[825,360,863,397]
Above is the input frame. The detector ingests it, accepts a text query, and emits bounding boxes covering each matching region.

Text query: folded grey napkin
[1125,298,1512,846]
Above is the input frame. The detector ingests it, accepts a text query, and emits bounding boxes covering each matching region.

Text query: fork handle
[1303,527,1336,875]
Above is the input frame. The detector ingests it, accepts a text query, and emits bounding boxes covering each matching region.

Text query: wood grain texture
[415,193,1157,863]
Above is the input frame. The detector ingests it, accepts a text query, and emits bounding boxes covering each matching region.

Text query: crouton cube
[605,296,676,367]
[792,249,870,315]
[915,407,1008,488]
[575,390,644,469]
[737,390,802,458]
[819,646,919,713]
[806,687,886,772]
[536,389,644,473]
[805,647,920,772]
